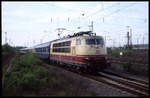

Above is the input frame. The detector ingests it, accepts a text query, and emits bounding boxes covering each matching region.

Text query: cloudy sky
[2,1,148,47]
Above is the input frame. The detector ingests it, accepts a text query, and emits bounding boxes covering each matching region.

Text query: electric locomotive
[19,31,110,73]
[50,31,110,72]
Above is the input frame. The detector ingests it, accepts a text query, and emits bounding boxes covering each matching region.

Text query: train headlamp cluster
[85,57,90,60]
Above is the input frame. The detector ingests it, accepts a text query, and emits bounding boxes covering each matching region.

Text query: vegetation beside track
[3,52,96,96]
[107,48,148,76]
[2,44,15,65]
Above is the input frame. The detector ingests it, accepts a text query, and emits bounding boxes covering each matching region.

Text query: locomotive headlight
[85,57,90,60]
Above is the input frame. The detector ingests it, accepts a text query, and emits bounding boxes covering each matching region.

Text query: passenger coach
[33,42,51,59]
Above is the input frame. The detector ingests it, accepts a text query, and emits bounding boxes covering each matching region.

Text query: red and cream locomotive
[20,31,110,72]
[50,31,110,72]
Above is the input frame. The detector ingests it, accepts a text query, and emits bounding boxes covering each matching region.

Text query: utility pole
[88,21,93,32]
[127,31,129,49]
[130,28,132,49]
[5,32,7,44]
[91,21,93,32]
[101,2,105,23]
[137,37,139,49]
[126,26,132,49]
[113,39,115,48]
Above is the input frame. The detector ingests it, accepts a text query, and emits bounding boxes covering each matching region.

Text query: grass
[111,49,132,56]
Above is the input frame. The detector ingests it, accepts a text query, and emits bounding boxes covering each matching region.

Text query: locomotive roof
[50,31,103,43]
[51,35,103,43]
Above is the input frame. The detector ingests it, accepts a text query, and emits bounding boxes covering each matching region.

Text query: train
[19,31,110,73]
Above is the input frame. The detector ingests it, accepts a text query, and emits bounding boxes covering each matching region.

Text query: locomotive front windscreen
[86,38,104,45]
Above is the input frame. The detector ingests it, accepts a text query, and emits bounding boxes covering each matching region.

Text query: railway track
[103,70,149,86]
[43,61,149,96]
[97,72,149,96]
[85,74,148,96]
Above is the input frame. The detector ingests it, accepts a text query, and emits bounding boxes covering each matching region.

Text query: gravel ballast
[44,63,136,96]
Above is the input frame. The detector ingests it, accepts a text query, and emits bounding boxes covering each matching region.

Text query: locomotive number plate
[96,50,100,54]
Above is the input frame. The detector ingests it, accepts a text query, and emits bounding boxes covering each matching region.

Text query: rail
[43,61,149,96]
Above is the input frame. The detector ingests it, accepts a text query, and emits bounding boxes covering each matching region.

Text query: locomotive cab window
[96,38,104,45]
[86,38,104,45]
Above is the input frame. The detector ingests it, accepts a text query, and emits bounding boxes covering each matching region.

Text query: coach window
[67,41,71,46]
[61,48,64,52]
[76,39,81,45]
[66,48,70,53]
[63,42,65,47]
[54,44,57,47]
[46,48,48,52]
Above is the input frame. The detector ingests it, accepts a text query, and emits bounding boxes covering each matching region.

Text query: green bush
[4,53,67,95]
[10,53,42,69]
[4,71,20,89]
[19,72,37,90]
[2,44,15,61]
[4,53,46,91]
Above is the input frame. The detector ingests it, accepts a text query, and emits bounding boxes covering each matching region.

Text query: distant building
[132,44,149,50]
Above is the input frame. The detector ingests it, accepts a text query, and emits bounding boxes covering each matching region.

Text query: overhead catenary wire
[94,3,138,22]
[46,2,147,46]
[84,3,121,18]
[81,3,138,29]
[105,3,138,18]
